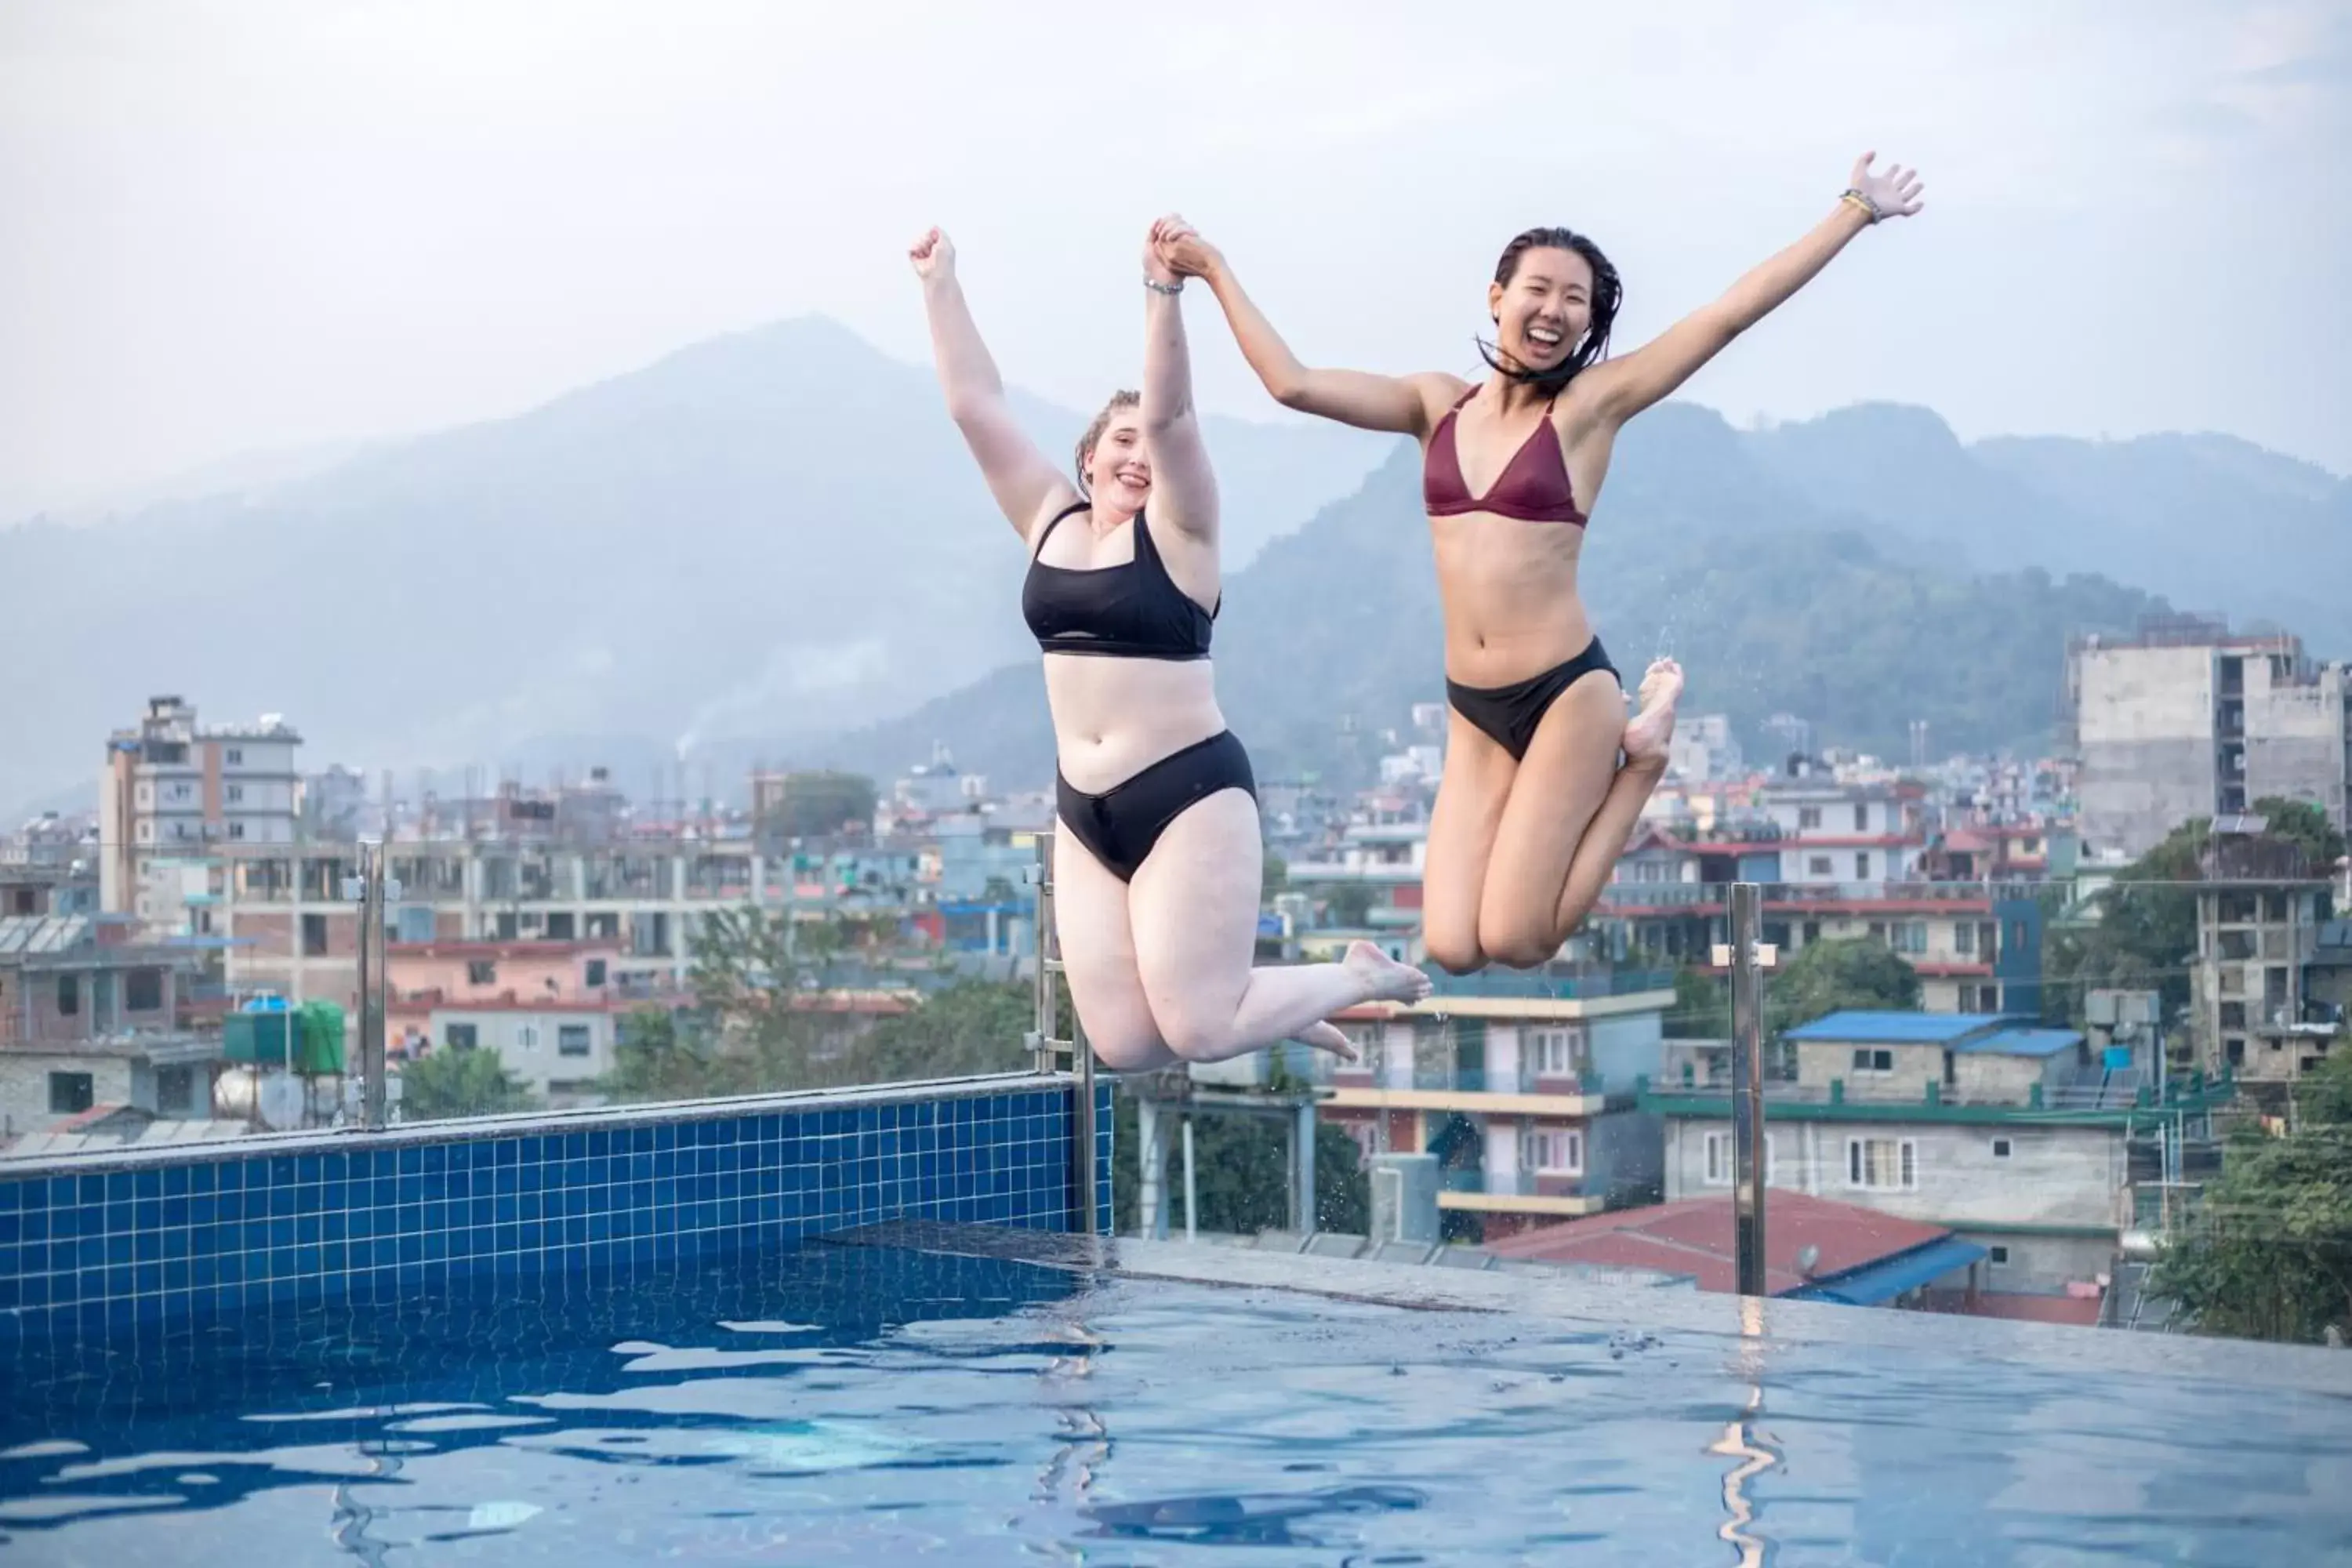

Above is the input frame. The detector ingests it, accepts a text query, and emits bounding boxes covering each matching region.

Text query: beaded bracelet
[1840,187,1883,224]
[1144,277,1185,296]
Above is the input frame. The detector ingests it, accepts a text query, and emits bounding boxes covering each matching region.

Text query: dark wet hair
[1477,227,1622,394]
[1075,390,1141,491]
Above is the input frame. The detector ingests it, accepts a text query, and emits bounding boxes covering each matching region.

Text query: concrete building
[0,913,219,1147]
[2189,831,2336,1082]
[2067,619,2352,858]
[1307,964,1677,1240]
[1667,713,1742,782]
[1644,1010,2228,1302]
[99,696,302,927]
[1598,806,2044,1016]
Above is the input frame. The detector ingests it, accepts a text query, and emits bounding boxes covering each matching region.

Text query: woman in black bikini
[911,216,1431,1067]
[1163,154,1926,971]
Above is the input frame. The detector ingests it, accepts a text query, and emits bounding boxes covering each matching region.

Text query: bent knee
[1424,932,1486,975]
[1157,1014,1240,1065]
[1089,1028,1176,1073]
[1479,918,1561,971]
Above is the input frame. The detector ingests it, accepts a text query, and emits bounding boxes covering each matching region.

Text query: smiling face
[1486,245,1595,376]
[1076,393,1149,514]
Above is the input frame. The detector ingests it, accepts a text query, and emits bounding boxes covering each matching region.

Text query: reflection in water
[1708,1296,1783,1567]
[1082,1484,1429,1548]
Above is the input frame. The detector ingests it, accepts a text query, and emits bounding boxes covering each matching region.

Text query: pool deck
[829,1220,2352,1397]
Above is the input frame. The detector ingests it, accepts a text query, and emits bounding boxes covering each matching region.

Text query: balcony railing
[1646,1068,2238,1115]
[1595,880,2005,913]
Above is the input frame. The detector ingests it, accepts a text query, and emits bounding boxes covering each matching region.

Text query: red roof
[1486,1192,1955,1296]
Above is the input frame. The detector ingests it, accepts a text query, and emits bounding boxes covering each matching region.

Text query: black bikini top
[1021,501,1217,661]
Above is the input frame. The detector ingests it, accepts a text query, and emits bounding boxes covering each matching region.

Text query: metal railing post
[1025,830,1097,1236]
[1728,882,1769,1298]
[352,838,391,1131]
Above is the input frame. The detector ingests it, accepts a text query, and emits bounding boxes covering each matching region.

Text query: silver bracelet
[1144,276,1185,296]
[1839,187,1882,223]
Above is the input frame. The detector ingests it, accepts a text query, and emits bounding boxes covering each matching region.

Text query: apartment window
[2009,921,2028,952]
[1954,923,1974,955]
[1846,1137,1918,1191]
[9,889,31,915]
[56,975,79,1016]
[1854,852,1871,880]
[446,1022,478,1051]
[559,1024,592,1057]
[1853,804,1868,831]
[49,1072,95,1115]
[169,782,191,802]
[225,748,243,764]
[467,960,497,985]
[1522,1128,1583,1173]
[1890,922,1927,954]
[1851,1047,1895,1073]
[226,784,245,804]
[1704,1130,1773,1186]
[228,822,246,840]
[1991,1138,2013,1160]
[586,959,608,988]
[1527,1026,1582,1076]
[1704,1131,1733,1186]
[302,913,328,956]
[1808,856,1833,877]
[2219,1001,2247,1030]
[1988,1245,2010,1266]
[2226,1037,2246,1066]
[1798,807,1823,829]
[516,1024,540,1051]
[136,822,154,843]
[125,970,162,1011]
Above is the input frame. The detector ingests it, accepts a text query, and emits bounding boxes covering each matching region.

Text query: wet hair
[1477,227,1622,394]
[1074,390,1142,490]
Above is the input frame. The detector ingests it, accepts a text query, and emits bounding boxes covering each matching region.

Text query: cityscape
[7,606,2347,1338]
[4,7,2348,1559]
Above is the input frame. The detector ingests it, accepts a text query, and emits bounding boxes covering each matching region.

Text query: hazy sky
[3,0,2347,517]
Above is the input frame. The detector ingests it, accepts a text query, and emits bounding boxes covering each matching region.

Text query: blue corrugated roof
[1783,1011,2014,1044]
[1789,1234,1988,1305]
[1954,1027,2082,1058]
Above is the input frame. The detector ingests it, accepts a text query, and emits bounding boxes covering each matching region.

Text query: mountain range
[3,317,2344,815]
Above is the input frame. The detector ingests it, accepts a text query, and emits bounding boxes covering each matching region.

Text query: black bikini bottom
[1445,637,1621,762]
[1056,730,1257,883]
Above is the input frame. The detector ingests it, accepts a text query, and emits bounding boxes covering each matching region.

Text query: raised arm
[1137,216,1218,543]
[910,228,1077,541]
[1584,154,1926,430]
[1157,227,1454,438]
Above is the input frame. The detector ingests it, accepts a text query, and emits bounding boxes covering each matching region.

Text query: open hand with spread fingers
[1845,153,1926,222]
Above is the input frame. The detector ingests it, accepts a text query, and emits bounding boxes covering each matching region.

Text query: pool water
[4,1239,2349,1566]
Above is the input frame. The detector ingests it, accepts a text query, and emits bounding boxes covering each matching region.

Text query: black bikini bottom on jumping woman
[1444,636,1621,762]
[1055,730,1258,883]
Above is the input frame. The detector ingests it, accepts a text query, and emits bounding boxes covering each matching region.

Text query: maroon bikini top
[1421,386,1588,526]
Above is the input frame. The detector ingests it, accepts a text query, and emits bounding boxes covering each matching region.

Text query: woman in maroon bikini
[1158,154,1925,971]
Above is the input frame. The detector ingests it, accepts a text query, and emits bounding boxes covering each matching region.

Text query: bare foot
[1343,939,1432,1005]
[1621,658,1683,764]
[1292,1021,1357,1059]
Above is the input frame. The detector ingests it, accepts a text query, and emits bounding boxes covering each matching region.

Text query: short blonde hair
[1074,390,1142,491]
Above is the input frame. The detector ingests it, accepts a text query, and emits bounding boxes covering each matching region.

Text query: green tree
[1110,1081,1370,1236]
[2252,795,2347,872]
[595,1005,742,1102]
[2153,1050,2352,1342]
[401,1047,535,1120]
[1767,936,1922,1032]
[844,980,1033,1083]
[684,906,838,1091]
[1262,851,1288,895]
[1323,884,1377,928]
[760,771,878,839]
[1673,966,1732,1039]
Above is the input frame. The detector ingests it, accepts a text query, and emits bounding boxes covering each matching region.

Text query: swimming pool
[6,1225,2347,1566]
